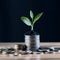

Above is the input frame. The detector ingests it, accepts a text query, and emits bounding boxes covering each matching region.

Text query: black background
[0,0,60,42]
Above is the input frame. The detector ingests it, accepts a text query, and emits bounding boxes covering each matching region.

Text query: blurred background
[0,0,59,42]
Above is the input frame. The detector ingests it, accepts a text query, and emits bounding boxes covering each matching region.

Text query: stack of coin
[14,44,27,51]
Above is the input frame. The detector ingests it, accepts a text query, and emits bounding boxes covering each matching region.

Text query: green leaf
[30,10,34,20]
[20,16,31,26]
[33,12,43,24]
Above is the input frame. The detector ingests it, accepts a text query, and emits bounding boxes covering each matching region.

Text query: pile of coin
[0,44,60,56]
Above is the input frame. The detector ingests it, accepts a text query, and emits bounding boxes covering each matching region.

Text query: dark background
[0,0,59,42]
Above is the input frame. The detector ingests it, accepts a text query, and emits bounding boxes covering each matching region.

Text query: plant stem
[31,26,33,31]
[31,19,34,31]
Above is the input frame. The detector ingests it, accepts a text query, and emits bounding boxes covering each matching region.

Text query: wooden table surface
[0,42,60,60]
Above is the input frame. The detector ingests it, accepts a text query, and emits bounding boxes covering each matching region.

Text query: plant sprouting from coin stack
[20,10,43,31]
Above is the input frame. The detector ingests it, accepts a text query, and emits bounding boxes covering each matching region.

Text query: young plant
[20,10,43,31]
